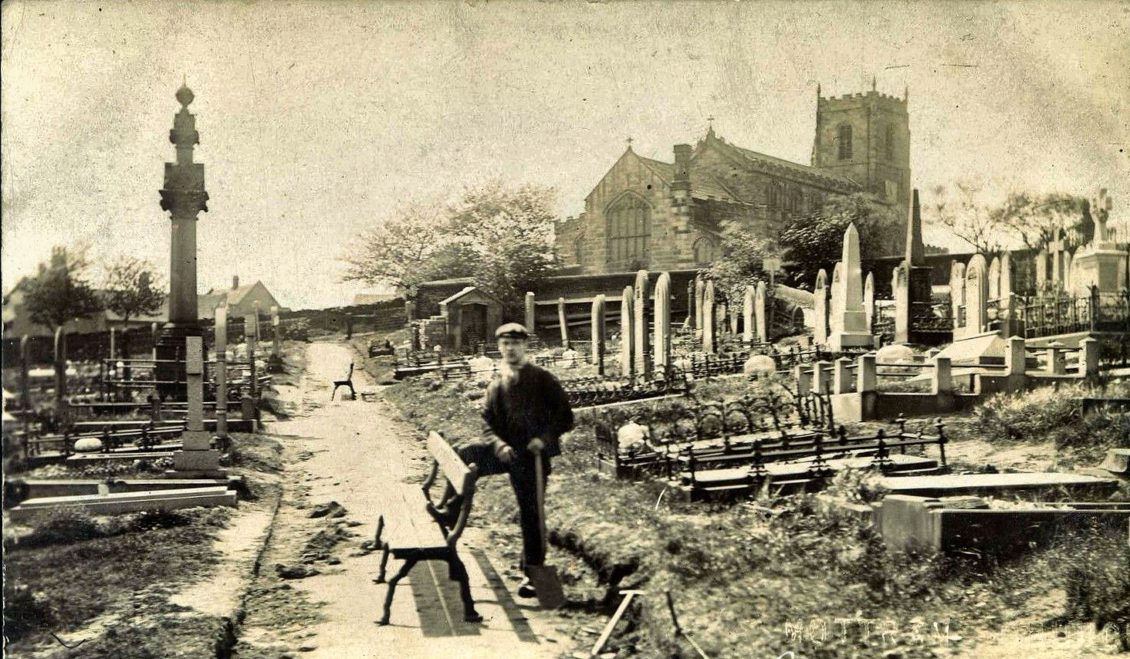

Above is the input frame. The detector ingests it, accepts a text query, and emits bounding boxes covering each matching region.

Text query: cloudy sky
[3,1,1127,309]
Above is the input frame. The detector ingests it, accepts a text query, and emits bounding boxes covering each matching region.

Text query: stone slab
[1099,448,1130,475]
[181,431,212,451]
[18,478,232,500]
[936,332,1007,365]
[879,472,1119,497]
[9,486,237,522]
[686,453,936,485]
[173,449,222,471]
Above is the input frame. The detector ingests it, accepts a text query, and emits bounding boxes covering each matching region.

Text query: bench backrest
[426,431,476,496]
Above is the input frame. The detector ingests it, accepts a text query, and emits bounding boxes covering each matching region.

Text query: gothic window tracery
[605,194,651,267]
[837,123,853,161]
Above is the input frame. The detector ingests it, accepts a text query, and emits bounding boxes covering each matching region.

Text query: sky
[3,1,1128,309]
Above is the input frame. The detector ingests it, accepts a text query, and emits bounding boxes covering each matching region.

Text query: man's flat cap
[495,323,529,339]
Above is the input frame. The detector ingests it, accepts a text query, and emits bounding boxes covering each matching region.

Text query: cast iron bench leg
[375,542,391,583]
[379,557,418,625]
[448,553,482,623]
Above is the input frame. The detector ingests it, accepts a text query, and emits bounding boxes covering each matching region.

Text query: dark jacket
[481,362,574,460]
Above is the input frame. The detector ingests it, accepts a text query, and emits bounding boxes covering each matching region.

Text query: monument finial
[176,82,194,108]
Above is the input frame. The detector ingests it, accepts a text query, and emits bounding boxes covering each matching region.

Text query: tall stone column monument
[828,223,873,351]
[156,84,209,400]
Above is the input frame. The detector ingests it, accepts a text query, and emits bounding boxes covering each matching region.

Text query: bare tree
[990,191,1087,251]
[929,181,1005,255]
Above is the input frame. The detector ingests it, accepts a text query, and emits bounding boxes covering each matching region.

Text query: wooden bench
[373,431,482,626]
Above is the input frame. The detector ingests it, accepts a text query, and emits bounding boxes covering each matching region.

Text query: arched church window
[693,236,717,266]
[885,124,895,161]
[605,194,651,267]
[838,123,853,161]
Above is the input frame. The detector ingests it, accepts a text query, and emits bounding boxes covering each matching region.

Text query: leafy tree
[102,256,165,357]
[989,191,1087,251]
[778,193,901,288]
[342,201,475,297]
[448,182,560,318]
[929,181,1006,255]
[706,220,771,307]
[343,181,561,318]
[22,246,103,332]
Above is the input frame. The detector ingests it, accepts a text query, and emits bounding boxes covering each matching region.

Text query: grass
[378,364,1130,657]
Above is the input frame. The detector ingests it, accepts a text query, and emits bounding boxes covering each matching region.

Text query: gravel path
[233,341,571,658]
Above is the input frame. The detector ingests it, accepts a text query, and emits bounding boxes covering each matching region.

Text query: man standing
[482,323,574,598]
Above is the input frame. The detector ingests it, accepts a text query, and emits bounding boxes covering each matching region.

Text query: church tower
[811,79,911,214]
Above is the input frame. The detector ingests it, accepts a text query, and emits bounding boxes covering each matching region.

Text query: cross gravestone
[170,335,225,478]
[620,286,635,377]
[591,294,606,375]
[634,270,651,376]
[965,254,989,335]
[754,280,768,344]
[653,273,672,371]
[702,280,716,354]
[742,285,755,344]
[694,276,705,336]
[813,269,829,347]
[215,305,229,439]
[525,292,536,334]
[828,224,873,351]
[829,262,844,336]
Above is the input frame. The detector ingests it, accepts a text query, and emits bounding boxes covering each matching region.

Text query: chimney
[672,144,692,192]
[232,275,240,290]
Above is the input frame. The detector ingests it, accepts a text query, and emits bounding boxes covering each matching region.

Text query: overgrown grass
[381,369,1130,657]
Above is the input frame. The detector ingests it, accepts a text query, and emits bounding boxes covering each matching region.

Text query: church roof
[636,151,741,203]
[699,132,860,192]
[635,154,675,181]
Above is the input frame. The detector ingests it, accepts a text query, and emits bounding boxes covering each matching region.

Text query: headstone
[702,281,716,354]
[1035,249,1048,289]
[893,262,910,343]
[525,292,536,334]
[717,303,728,335]
[950,262,966,335]
[634,271,651,376]
[620,286,635,377]
[829,262,844,335]
[557,297,569,348]
[109,327,117,361]
[271,305,281,357]
[933,356,953,395]
[246,312,259,399]
[965,254,989,334]
[813,269,829,346]
[694,276,705,335]
[152,322,160,360]
[742,286,755,344]
[988,257,1001,301]
[828,224,872,351]
[754,281,768,344]
[999,251,1013,300]
[215,305,228,439]
[863,272,875,332]
[686,281,695,328]
[591,294,606,375]
[1063,249,1074,294]
[54,327,67,430]
[729,302,739,335]
[653,273,671,371]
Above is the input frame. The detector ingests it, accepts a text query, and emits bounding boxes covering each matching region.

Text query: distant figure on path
[481,323,574,599]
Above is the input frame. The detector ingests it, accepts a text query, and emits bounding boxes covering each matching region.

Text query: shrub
[974,385,1083,442]
[1061,526,1130,651]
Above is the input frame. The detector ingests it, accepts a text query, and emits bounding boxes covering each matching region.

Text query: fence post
[54,327,69,437]
[216,305,229,440]
[857,353,877,393]
[1079,337,1100,379]
[1006,336,1026,376]
[793,364,811,396]
[932,356,953,395]
[833,357,852,394]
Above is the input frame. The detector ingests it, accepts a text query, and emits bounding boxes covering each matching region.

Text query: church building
[556,82,911,274]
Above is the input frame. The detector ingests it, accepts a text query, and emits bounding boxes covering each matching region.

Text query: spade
[526,447,566,609]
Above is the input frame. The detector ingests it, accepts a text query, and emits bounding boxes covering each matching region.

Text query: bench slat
[427,432,473,496]
[380,483,448,551]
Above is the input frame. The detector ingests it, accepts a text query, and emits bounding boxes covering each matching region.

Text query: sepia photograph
[2,1,1129,657]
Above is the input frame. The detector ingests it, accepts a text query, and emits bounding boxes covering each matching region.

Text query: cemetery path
[233,341,571,659]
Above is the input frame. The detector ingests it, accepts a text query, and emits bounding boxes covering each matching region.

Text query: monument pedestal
[828,310,874,351]
[167,430,226,479]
